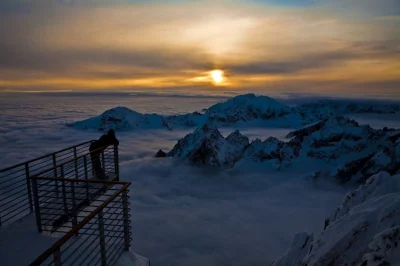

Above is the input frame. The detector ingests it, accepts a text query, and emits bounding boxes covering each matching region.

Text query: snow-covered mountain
[67,107,172,131]
[166,123,249,167]
[67,94,399,132]
[294,100,400,121]
[205,93,291,123]
[68,94,302,131]
[272,171,400,266]
[162,117,400,182]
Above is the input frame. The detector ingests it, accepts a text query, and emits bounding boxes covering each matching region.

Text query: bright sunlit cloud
[210,70,224,85]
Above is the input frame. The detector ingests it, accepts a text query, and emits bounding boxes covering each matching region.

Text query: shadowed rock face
[162,116,400,183]
[155,149,167,158]
[167,123,250,167]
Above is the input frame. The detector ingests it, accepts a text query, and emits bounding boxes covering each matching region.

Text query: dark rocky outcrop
[167,123,249,167]
[160,116,399,184]
[155,149,167,158]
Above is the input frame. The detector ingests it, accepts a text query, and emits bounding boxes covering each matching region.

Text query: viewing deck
[0,141,147,266]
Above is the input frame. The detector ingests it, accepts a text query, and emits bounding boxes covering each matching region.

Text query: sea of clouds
[0,92,399,265]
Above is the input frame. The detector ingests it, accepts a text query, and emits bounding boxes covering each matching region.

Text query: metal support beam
[122,189,130,251]
[98,210,107,266]
[70,181,78,233]
[25,163,33,212]
[32,178,42,233]
[114,144,119,181]
[83,156,90,203]
[52,154,59,197]
[101,151,105,177]
[74,147,78,179]
[60,166,69,219]
[53,248,62,266]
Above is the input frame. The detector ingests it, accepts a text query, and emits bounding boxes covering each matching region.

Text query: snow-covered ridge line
[67,94,400,131]
[272,171,400,266]
[157,116,400,183]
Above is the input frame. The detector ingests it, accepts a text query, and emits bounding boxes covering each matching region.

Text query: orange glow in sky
[0,0,399,97]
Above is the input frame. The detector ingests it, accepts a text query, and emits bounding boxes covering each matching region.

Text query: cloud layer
[0,0,399,96]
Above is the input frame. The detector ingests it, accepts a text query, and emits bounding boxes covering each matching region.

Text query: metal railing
[33,145,119,183]
[30,177,131,266]
[0,141,94,226]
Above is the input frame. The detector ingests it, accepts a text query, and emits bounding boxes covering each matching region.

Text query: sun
[210,70,224,84]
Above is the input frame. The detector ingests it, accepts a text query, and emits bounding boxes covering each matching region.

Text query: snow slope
[68,106,172,131]
[205,93,291,123]
[272,171,400,266]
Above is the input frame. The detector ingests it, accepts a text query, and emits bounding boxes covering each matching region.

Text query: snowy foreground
[1,93,400,265]
[273,171,400,266]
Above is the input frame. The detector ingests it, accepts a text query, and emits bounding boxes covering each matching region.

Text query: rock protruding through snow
[167,123,249,167]
[162,116,399,183]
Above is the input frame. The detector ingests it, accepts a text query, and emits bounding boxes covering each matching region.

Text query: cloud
[229,51,358,75]
[0,0,399,97]
[376,15,400,21]
[0,99,351,265]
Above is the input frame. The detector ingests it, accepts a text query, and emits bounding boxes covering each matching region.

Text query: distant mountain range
[67,93,400,131]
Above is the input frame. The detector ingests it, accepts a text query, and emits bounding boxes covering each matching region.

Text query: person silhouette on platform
[89,129,119,179]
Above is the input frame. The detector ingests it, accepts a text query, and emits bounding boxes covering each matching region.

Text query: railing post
[60,166,69,218]
[25,163,34,212]
[74,147,79,179]
[54,247,62,266]
[32,178,42,233]
[53,154,59,197]
[101,150,105,177]
[122,189,130,251]
[114,144,119,181]
[70,181,78,233]
[98,210,107,266]
[83,156,90,203]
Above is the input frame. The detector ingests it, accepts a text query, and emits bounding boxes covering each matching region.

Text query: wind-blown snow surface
[1,93,400,266]
[273,171,400,266]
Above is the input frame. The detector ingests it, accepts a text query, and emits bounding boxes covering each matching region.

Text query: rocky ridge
[161,117,400,183]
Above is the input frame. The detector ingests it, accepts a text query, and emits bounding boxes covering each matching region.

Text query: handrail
[0,140,94,173]
[29,178,131,266]
[0,140,97,227]
[32,145,115,178]
[31,176,127,185]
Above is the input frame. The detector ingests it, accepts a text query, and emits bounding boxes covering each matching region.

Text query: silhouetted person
[89,129,119,179]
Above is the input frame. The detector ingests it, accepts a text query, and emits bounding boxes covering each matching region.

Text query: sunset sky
[0,0,399,97]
